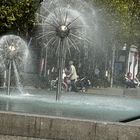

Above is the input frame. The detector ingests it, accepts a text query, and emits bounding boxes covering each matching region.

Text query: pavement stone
[0,135,52,140]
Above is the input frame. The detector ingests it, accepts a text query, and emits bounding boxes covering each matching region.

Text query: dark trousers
[126,80,136,88]
[71,79,77,92]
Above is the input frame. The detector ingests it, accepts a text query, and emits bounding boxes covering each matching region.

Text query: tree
[0,0,41,37]
[91,0,140,47]
[79,0,140,86]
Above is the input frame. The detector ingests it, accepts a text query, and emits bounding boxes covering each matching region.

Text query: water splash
[36,0,97,51]
[13,61,24,94]
[0,35,29,95]
[36,0,97,100]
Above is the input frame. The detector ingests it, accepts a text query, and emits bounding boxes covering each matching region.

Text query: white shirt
[62,70,66,80]
[69,65,77,80]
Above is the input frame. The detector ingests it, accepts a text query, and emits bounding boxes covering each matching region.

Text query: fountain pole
[0,35,29,95]
[37,1,94,100]
[7,60,12,95]
[56,40,65,100]
[3,70,7,88]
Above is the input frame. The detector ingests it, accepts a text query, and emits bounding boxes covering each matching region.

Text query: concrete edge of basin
[0,111,140,140]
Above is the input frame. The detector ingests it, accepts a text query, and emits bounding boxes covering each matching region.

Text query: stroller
[76,77,91,92]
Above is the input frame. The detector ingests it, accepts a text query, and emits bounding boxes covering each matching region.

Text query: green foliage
[91,0,140,45]
[0,0,139,43]
[77,0,140,83]
[0,0,40,35]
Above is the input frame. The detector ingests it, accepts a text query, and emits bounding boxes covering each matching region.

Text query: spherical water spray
[36,0,97,100]
[0,35,29,95]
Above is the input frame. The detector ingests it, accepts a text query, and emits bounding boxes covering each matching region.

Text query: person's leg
[127,80,136,88]
[71,80,74,91]
[71,80,77,92]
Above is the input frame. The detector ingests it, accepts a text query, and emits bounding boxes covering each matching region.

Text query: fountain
[0,35,29,95]
[36,0,97,100]
[0,0,140,140]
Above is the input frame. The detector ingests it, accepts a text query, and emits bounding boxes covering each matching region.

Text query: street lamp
[110,44,116,87]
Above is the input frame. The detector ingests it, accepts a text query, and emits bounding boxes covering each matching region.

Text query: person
[62,69,66,80]
[125,72,136,88]
[68,61,78,92]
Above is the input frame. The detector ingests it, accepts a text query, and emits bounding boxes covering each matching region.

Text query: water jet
[36,0,96,100]
[0,35,29,95]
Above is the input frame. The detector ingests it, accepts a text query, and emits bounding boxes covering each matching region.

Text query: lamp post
[121,43,127,74]
[110,44,116,87]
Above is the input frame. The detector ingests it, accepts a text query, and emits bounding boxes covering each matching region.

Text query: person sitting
[125,72,136,88]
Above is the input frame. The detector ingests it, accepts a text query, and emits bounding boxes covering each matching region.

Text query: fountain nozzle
[56,25,69,38]
[60,25,68,31]
[9,43,16,52]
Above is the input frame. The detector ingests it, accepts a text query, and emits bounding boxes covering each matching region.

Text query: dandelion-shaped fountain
[36,0,97,100]
[0,35,28,95]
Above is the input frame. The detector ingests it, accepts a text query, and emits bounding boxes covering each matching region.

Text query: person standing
[68,61,78,92]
